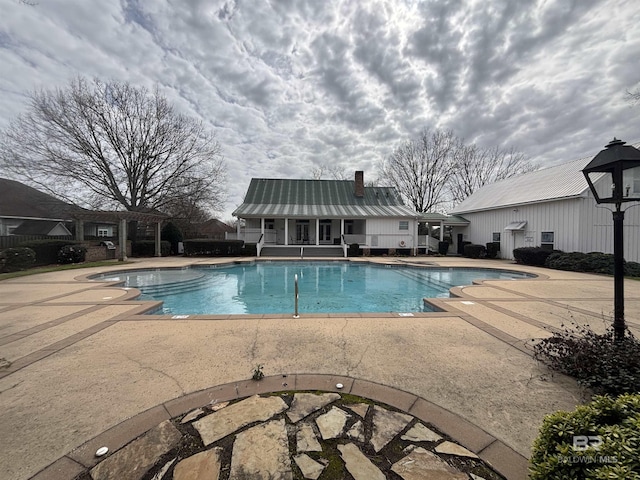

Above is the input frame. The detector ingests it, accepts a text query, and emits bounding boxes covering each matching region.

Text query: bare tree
[311,163,348,180]
[0,77,226,215]
[379,129,457,212]
[448,144,537,205]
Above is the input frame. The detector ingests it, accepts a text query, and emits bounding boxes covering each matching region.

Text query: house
[0,178,116,239]
[231,171,420,256]
[449,154,640,262]
[189,218,235,239]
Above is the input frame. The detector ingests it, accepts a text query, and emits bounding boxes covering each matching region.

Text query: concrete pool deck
[1,256,639,479]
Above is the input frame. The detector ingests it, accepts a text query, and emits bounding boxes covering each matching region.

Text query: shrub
[545,251,640,277]
[513,247,560,266]
[348,243,360,257]
[485,242,500,259]
[131,240,171,257]
[161,222,183,255]
[57,244,87,264]
[530,394,640,479]
[18,239,80,266]
[533,323,640,396]
[437,241,449,255]
[463,244,486,259]
[183,239,246,257]
[0,247,36,272]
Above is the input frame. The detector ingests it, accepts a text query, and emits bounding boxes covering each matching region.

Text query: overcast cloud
[1,0,639,219]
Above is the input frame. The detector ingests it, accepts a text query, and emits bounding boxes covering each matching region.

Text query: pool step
[138,275,211,296]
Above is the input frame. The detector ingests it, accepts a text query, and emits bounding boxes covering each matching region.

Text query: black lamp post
[582,138,640,343]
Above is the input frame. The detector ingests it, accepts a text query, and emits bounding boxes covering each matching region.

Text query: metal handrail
[293,274,299,318]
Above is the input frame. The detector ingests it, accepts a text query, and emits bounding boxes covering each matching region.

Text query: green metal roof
[233,179,418,218]
[418,213,470,225]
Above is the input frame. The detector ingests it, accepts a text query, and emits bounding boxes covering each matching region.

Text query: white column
[315,218,320,245]
[261,217,265,236]
[440,221,444,241]
[340,219,345,241]
[236,219,241,239]
[284,218,289,245]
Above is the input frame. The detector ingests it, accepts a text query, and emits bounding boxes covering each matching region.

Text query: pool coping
[30,374,529,480]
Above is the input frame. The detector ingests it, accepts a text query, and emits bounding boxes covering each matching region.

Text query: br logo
[573,435,603,451]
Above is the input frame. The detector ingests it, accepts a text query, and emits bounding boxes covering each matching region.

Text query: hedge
[183,239,247,257]
[18,239,81,266]
[485,242,500,259]
[463,244,486,259]
[530,394,640,479]
[513,247,560,266]
[131,240,171,257]
[545,251,640,278]
[0,247,36,272]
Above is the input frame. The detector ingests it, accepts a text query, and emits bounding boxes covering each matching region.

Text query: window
[344,220,354,235]
[492,232,501,250]
[265,219,275,230]
[97,228,110,237]
[399,221,409,231]
[541,231,554,250]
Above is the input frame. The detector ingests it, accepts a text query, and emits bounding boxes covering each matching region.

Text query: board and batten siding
[365,218,417,248]
[454,194,640,262]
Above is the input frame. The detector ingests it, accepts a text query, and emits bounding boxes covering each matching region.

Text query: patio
[0,256,639,479]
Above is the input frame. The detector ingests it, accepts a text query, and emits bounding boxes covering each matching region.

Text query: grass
[0,260,133,281]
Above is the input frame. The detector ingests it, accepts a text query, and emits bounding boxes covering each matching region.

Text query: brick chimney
[354,170,364,197]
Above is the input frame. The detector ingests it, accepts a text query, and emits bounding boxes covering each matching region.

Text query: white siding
[457,196,640,262]
[366,218,416,248]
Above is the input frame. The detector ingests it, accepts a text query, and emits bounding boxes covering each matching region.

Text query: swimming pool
[93,261,533,315]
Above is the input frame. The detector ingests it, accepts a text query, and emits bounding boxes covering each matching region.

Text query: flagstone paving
[79,392,503,480]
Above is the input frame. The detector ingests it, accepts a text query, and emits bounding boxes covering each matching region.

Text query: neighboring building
[0,178,116,239]
[191,218,235,239]
[0,178,77,236]
[449,156,640,262]
[231,171,420,256]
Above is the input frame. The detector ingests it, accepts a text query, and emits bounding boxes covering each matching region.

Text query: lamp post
[582,138,640,343]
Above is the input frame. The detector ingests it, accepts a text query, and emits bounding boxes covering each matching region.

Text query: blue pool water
[93,262,532,315]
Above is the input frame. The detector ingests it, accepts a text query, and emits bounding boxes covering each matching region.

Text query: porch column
[440,221,444,241]
[284,218,289,246]
[315,218,320,245]
[155,221,161,257]
[261,217,265,236]
[236,219,241,239]
[75,219,84,241]
[340,219,344,242]
[119,218,128,261]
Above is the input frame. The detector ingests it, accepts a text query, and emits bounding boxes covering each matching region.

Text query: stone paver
[347,420,365,442]
[315,406,349,439]
[344,402,369,418]
[391,447,468,480]
[181,408,206,424]
[370,405,413,452]
[296,423,322,452]
[338,443,385,480]
[173,448,221,480]
[193,395,288,446]
[230,419,291,480]
[89,420,181,480]
[435,440,479,458]
[286,392,340,423]
[401,423,443,442]
[293,454,325,480]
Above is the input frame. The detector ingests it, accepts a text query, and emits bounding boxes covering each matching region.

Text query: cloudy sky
[1,0,639,219]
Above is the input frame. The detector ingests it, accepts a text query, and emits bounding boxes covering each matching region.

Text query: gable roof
[233,178,418,218]
[0,178,80,220]
[450,157,597,214]
[12,219,73,236]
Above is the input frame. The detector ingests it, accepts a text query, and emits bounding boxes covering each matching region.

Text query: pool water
[94,262,532,315]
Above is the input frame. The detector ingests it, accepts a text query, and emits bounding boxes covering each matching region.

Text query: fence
[0,235,73,249]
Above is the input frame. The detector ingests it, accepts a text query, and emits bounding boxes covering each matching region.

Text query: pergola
[72,210,167,261]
